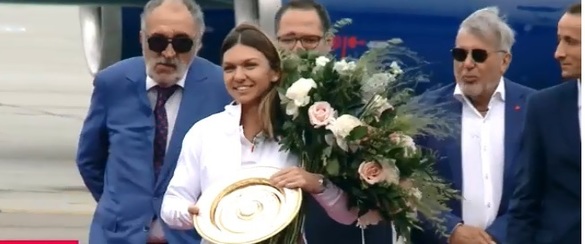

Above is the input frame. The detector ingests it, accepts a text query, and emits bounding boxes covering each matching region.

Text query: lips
[234,85,253,91]
[462,75,478,82]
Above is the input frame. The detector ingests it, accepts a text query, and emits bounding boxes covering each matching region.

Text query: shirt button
[484,175,489,180]
[487,203,491,208]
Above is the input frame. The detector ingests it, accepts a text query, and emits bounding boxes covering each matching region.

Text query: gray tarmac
[0,4,96,242]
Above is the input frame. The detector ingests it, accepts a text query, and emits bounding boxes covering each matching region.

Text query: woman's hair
[220,23,282,139]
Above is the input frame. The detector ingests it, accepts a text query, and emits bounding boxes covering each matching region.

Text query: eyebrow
[222,58,260,65]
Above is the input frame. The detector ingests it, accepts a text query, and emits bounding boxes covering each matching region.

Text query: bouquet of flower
[275,20,458,243]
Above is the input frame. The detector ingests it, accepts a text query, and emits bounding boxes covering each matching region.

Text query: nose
[292,40,305,52]
[554,43,566,60]
[233,66,246,81]
[462,55,476,69]
[161,43,176,58]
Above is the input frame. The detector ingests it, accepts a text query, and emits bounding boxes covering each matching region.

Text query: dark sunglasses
[147,34,194,54]
[451,48,505,63]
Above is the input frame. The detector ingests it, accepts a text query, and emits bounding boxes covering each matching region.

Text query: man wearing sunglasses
[507,3,581,244]
[413,7,535,244]
[76,0,231,244]
[273,1,394,244]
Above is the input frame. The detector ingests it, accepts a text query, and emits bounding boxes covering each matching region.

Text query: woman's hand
[269,167,324,194]
[188,205,199,216]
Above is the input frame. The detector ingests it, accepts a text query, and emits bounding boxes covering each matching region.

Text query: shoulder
[191,57,222,77]
[528,81,570,104]
[93,57,144,87]
[524,82,573,117]
[418,83,456,103]
[183,106,232,144]
[504,79,536,96]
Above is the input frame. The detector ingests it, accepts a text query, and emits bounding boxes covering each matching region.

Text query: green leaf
[347,125,369,141]
[325,157,340,176]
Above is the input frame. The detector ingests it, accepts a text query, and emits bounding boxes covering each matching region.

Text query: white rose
[315,56,331,67]
[333,59,357,75]
[284,78,317,117]
[390,61,403,75]
[326,114,363,151]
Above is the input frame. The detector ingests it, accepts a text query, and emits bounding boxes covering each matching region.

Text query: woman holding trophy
[160,23,358,244]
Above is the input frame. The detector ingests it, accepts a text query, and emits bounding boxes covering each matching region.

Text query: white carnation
[333,59,356,75]
[284,78,317,117]
[315,56,330,67]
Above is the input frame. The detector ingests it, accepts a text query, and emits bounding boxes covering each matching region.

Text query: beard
[145,57,190,85]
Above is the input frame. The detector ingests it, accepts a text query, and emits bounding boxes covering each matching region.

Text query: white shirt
[454,78,506,229]
[161,103,298,244]
[160,103,355,244]
[145,74,186,241]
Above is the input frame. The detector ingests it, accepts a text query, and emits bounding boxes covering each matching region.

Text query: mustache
[156,59,179,68]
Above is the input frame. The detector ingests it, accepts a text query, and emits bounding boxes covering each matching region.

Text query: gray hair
[458,6,515,52]
[140,0,205,39]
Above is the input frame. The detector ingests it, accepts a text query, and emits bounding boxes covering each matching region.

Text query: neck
[240,103,262,141]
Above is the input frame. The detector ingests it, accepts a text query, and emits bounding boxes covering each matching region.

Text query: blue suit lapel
[444,98,463,190]
[156,61,212,190]
[558,81,581,155]
[503,81,526,177]
[126,60,151,116]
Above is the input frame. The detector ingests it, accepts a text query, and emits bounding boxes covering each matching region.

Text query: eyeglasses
[451,48,506,63]
[277,35,322,50]
[147,34,194,54]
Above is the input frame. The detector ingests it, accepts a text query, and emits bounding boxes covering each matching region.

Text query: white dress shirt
[454,78,506,229]
[146,74,187,242]
[161,103,356,244]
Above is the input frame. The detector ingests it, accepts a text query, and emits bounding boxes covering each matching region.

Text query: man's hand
[449,225,495,244]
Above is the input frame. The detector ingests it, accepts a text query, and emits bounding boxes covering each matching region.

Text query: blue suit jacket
[303,197,394,244]
[412,80,535,244]
[507,80,581,244]
[76,56,231,244]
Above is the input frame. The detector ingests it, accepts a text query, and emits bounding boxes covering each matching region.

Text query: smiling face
[222,44,279,106]
[555,13,581,80]
[453,31,510,98]
[140,1,199,86]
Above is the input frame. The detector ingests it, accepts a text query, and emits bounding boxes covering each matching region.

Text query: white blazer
[161,103,357,242]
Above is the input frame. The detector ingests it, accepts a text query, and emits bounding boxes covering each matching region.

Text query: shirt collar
[453,77,506,102]
[145,71,187,90]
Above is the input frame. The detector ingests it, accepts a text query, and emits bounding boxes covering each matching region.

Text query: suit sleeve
[76,75,109,202]
[161,125,202,230]
[429,211,463,243]
[486,214,507,243]
[506,96,544,244]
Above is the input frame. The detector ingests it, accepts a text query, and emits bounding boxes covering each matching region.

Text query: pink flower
[308,101,336,128]
[358,161,400,185]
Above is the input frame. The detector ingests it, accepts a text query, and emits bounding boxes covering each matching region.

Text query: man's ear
[324,32,334,48]
[139,30,144,45]
[501,52,512,73]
